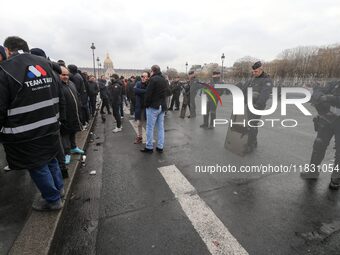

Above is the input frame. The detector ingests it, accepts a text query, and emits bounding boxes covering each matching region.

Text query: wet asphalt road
[0,145,36,254]
[56,94,340,255]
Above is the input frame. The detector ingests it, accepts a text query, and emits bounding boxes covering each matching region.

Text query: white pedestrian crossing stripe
[158,165,248,255]
[127,103,246,254]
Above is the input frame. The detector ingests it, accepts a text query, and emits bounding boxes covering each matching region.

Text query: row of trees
[229,45,340,80]
[164,63,222,81]
[164,44,340,85]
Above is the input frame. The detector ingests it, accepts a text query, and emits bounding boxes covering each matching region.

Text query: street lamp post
[221,53,225,82]
[185,62,188,74]
[99,63,102,77]
[90,43,96,77]
[96,57,100,78]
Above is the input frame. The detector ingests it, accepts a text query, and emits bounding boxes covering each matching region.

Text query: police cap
[252,61,262,70]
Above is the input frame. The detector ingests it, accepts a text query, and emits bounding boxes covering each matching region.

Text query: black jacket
[311,80,340,115]
[68,67,87,106]
[244,72,273,110]
[170,80,181,95]
[144,72,170,110]
[87,80,99,97]
[108,79,122,105]
[60,80,83,134]
[134,81,148,120]
[127,80,136,100]
[0,53,60,169]
[0,53,60,143]
[98,79,109,100]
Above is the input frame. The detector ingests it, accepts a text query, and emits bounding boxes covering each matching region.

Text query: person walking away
[87,75,99,116]
[108,74,123,133]
[98,75,111,114]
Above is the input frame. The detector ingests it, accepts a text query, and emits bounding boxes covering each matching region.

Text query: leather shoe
[156,147,163,153]
[140,148,153,153]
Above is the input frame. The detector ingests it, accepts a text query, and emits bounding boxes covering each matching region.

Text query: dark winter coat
[108,79,122,105]
[134,81,148,120]
[98,79,109,100]
[144,72,170,111]
[68,65,88,106]
[0,53,60,169]
[170,80,181,95]
[244,72,273,110]
[87,81,99,97]
[60,80,83,134]
[127,80,136,100]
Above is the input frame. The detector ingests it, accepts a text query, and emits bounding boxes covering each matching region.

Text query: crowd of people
[0,35,339,213]
[0,36,175,211]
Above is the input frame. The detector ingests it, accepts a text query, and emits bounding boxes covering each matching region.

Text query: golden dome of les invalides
[103,53,115,77]
[79,52,144,78]
[103,53,114,70]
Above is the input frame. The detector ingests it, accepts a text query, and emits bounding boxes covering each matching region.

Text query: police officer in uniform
[180,79,191,118]
[168,76,181,111]
[0,36,64,211]
[189,70,200,118]
[302,81,340,190]
[243,61,272,153]
[200,71,221,129]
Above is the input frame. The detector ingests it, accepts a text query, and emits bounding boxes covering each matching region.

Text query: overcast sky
[1,0,340,71]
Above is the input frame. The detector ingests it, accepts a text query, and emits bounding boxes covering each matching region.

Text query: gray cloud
[1,0,340,72]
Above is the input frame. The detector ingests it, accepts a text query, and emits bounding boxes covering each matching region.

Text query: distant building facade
[79,53,145,78]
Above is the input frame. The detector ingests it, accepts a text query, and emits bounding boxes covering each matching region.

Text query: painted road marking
[158,165,248,255]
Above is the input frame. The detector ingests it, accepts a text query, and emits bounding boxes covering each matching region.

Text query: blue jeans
[28,158,64,203]
[146,107,165,150]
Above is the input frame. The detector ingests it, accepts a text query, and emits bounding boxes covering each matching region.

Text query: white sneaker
[112,127,122,133]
